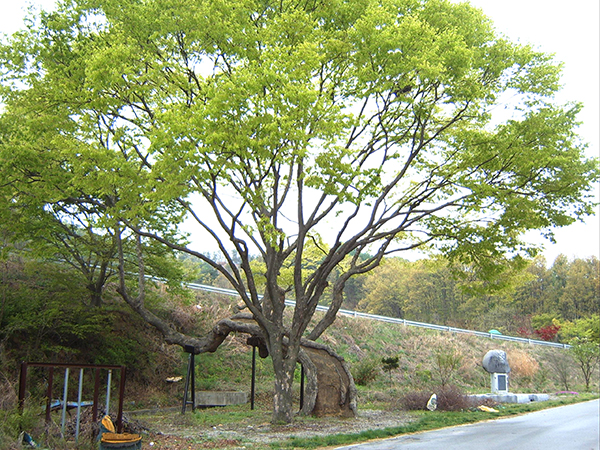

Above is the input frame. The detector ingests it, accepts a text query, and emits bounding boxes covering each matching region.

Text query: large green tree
[1,0,598,423]
[0,93,187,306]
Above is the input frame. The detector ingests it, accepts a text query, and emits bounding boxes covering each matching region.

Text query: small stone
[426,393,437,411]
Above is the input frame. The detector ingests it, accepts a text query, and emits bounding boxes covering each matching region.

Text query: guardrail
[186,282,571,349]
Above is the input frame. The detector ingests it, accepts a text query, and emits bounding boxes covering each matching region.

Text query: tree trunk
[267,325,298,424]
[272,362,295,424]
[89,288,103,307]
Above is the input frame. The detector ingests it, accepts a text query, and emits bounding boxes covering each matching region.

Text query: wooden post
[18,362,27,411]
[45,367,54,423]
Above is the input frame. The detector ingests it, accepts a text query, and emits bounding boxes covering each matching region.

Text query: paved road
[335,399,599,450]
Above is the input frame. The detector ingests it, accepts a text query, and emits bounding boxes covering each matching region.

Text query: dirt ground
[132,408,414,449]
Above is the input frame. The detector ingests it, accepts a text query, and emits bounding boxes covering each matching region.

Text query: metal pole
[75,368,84,442]
[60,368,69,437]
[106,369,112,414]
[92,369,100,422]
[251,346,256,410]
[299,365,304,411]
[116,367,126,433]
[182,353,192,414]
[190,353,195,412]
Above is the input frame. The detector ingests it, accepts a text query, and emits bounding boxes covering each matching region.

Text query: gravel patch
[141,409,413,449]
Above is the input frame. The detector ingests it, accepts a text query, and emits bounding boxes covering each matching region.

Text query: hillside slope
[1,285,594,416]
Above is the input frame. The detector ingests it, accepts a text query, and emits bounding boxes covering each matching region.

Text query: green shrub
[432,346,463,388]
[415,368,432,384]
[569,337,600,391]
[381,356,399,383]
[0,406,44,450]
[352,358,380,386]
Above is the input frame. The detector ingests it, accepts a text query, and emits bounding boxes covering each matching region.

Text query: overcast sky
[1,0,598,265]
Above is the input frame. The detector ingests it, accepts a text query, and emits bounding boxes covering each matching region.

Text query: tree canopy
[1,0,598,423]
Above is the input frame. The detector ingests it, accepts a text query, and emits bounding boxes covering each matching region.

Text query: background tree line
[183,251,599,341]
[352,254,599,339]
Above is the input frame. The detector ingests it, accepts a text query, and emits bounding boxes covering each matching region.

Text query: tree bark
[271,360,295,424]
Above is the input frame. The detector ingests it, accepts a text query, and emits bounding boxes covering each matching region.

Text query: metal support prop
[299,365,304,411]
[92,369,100,422]
[190,355,195,411]
[116,367,126,432]
[181,346,196,413]
[251,346,256,410]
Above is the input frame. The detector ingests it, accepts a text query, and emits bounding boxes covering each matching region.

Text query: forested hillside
[356,255,599,338]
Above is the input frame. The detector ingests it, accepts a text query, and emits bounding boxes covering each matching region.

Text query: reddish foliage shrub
[517,326,533,338]
[534,324,560,341]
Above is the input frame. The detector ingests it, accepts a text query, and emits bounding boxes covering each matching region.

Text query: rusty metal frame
[18,362,127,433]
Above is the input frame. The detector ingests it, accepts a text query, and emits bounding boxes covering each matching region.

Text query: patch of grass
[493,393,598,416]
[137,404,272,429]
[190,407,265,427]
